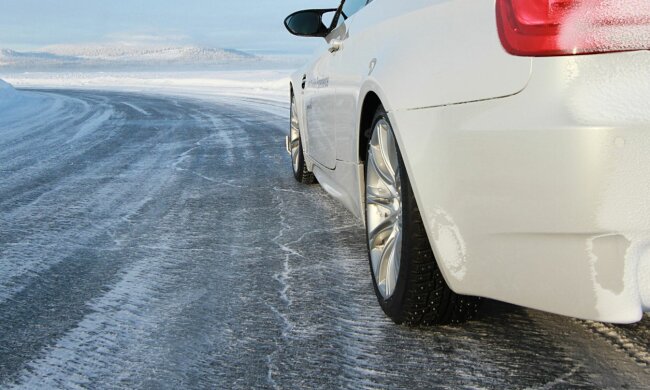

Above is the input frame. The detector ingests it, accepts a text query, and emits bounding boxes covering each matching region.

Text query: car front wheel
[288,94,315,184]
[365,106,480,325]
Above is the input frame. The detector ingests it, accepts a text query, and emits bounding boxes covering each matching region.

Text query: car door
[302,0,369,170]
[302,29,339,170]
[326,0,374,163]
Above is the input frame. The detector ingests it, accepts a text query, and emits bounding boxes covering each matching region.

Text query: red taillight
[496,0,650,56]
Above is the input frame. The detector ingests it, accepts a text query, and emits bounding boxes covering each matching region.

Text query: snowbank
[0,78,68,130]
[0,78,19,109]
[3,70,292,108]
[0,78,16,97]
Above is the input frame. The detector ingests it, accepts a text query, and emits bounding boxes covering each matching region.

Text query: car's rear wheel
[289,94,315,184]
[365,106,480,325]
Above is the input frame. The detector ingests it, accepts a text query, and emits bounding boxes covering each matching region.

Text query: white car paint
[290,0,650,323]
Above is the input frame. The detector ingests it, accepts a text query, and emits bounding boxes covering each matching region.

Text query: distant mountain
[0,49,82,68]
[43,45,256,61]
[0,45,260,71]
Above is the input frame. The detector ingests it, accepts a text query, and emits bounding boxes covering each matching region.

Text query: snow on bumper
[641,251,650,310]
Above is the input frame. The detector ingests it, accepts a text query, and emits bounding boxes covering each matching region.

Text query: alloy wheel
[289,97,301,174]
[366,118,403,299]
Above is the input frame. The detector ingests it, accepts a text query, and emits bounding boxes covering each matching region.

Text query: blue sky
[0,0,335,54]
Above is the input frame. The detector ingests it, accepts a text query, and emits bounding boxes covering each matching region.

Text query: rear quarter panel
[328,0,533,227]
[341,0,532,114]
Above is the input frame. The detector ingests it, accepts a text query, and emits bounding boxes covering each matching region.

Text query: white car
[284,0,650,325]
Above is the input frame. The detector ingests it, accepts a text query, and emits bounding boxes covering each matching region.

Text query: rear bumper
[390,51,650,323]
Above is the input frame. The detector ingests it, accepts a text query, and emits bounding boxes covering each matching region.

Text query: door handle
[329,39,343,53]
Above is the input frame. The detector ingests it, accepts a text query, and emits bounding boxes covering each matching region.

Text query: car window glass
[342,0,368,19]
[322,11,336,28]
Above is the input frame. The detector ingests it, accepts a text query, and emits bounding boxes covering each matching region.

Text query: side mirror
[284,9,337,38]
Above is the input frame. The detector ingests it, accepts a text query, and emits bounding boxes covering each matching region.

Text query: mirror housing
[284,9,337,38]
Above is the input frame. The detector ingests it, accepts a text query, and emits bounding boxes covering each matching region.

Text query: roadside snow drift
[0,78,16,97]
[0,78,21,113]
[3,71,292,109]
[0,78,72,132]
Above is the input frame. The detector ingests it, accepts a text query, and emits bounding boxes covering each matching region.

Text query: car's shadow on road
[474,298,524,321]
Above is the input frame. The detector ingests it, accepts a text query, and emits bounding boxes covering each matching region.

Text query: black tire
[293,138,315,184]
[290,95,315,184]
[365,106,480,325]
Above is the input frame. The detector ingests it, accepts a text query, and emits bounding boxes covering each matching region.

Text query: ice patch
[581,319,650,366]
[66,109,114,143]
[120,101,150,116]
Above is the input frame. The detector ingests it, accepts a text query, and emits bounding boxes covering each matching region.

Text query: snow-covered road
[0,88,648,389]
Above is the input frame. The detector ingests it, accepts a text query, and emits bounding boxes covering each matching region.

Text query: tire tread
[290,95,316,185]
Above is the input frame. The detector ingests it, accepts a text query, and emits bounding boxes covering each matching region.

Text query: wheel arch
[357,89,466,295]
[358,91,382,164]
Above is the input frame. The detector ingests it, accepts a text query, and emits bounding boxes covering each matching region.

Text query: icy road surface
[0,89,649,389]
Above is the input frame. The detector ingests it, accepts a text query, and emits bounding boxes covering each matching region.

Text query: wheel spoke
[290,98,301,173]
[377,226,399,297]
[368,121,400,198]
[291,101,299,121]
[290,118,299,144]
[388,227,402,292]
[366,183,392,207]
[368,146,397,195]
[378,122,399,183]
[366,116,403,300]
[370,226,393,282]
[367,204,400,232]
[370,246,384,277]
[368,215,397,248]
